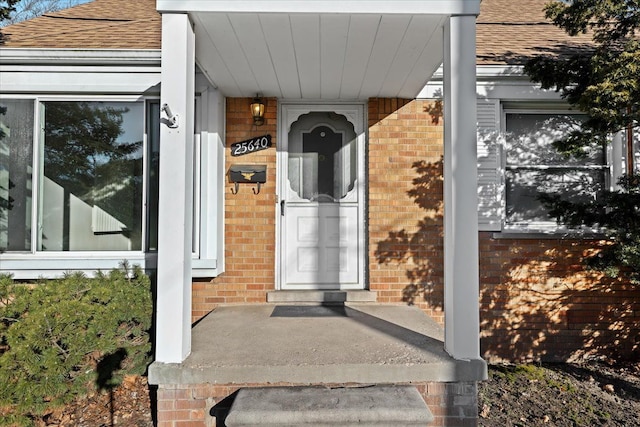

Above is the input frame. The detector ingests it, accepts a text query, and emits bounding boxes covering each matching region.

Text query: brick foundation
[156,382,479,427]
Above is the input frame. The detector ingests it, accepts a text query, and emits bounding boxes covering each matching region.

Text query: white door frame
[276,101,366,290]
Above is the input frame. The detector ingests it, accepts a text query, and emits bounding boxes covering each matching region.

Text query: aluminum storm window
[0,98,159,254]
[504,112,608,230]
[0,99,33,252]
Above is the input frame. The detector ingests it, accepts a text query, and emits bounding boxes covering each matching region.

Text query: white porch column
[155,13,196,363]
[443,15,480,360]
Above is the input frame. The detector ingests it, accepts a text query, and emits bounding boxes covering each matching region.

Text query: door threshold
[267,290,377,304]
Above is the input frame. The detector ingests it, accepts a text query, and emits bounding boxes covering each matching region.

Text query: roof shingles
[0,0,592,65]
[0,0,160,49]
[477,0,593,65]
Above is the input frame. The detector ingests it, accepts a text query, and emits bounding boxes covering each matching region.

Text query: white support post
[155,13,196,363]
[443,15,480,360]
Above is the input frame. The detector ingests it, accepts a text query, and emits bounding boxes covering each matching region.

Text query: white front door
[278,104,365,290]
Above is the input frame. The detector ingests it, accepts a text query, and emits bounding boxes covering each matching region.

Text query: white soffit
[157,1,480,99]
[192,12,447,99]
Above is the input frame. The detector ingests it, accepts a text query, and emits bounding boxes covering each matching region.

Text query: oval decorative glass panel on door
[287,112,357,202]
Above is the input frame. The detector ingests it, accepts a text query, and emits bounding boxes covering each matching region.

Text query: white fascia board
[0,48,161,66]
[419,64,562,100]
[476,82,563,100]
[1,65,161,73]
[0,50,161,94]
[157,0,480,15]
[0,71,161,94]
[420,81,565,101]
[428,64,527,81]
[474,65,562,100]
[476,65,526,78]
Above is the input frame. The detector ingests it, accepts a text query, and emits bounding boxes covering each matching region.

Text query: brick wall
[191,97,278,322]
[368,98,445,323]
[192,97,447,323]
[367,98,640,362]
[480,233,640,362]
[189,96,640,362]
[156,381,479,427]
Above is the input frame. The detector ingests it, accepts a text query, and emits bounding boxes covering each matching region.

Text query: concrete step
[225,385,434,426]
[266,290,377,303]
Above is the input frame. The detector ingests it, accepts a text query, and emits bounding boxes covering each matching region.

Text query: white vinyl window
[0,99,33,252]
[476,98,634,235]
[503,110,608,231]
[0,97,160,276]
[39,101,147,251]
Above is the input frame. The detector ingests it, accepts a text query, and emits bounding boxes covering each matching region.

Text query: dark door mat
[270,304,348,317]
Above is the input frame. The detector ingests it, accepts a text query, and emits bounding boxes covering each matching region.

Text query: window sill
[491,229,609,240]
[0,252,156,280]
[0,253,223,280]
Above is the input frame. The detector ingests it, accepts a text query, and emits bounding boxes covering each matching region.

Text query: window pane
[633,128,640,174]
[504,112,607,228]
[505,113,603,166]
[288,112,357,202]
[0,99,34,252]
[506,168,606,224]
[39,101,144,251]
[146,101,160,251]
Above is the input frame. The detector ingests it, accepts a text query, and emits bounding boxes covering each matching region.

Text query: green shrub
[541,175,640,284]
[0,264,152,426]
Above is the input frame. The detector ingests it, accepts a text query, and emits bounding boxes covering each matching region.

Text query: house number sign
[231,134,272,157]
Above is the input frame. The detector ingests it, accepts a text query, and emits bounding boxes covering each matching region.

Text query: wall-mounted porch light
[250,96,265,126]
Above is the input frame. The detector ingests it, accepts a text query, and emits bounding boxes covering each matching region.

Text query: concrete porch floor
[148,303,487,386]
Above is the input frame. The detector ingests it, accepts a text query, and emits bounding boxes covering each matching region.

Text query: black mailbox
[228,165,266,194]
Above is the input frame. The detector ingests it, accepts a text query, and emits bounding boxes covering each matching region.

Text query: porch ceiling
[191,12,445,99]
[157,1,483,99]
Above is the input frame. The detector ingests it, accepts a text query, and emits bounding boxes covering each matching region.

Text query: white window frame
[0,94,159,278]
[190,86,225,277]
[627,125,640,177]
[500,106,611,234]
[1,89,226,279]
